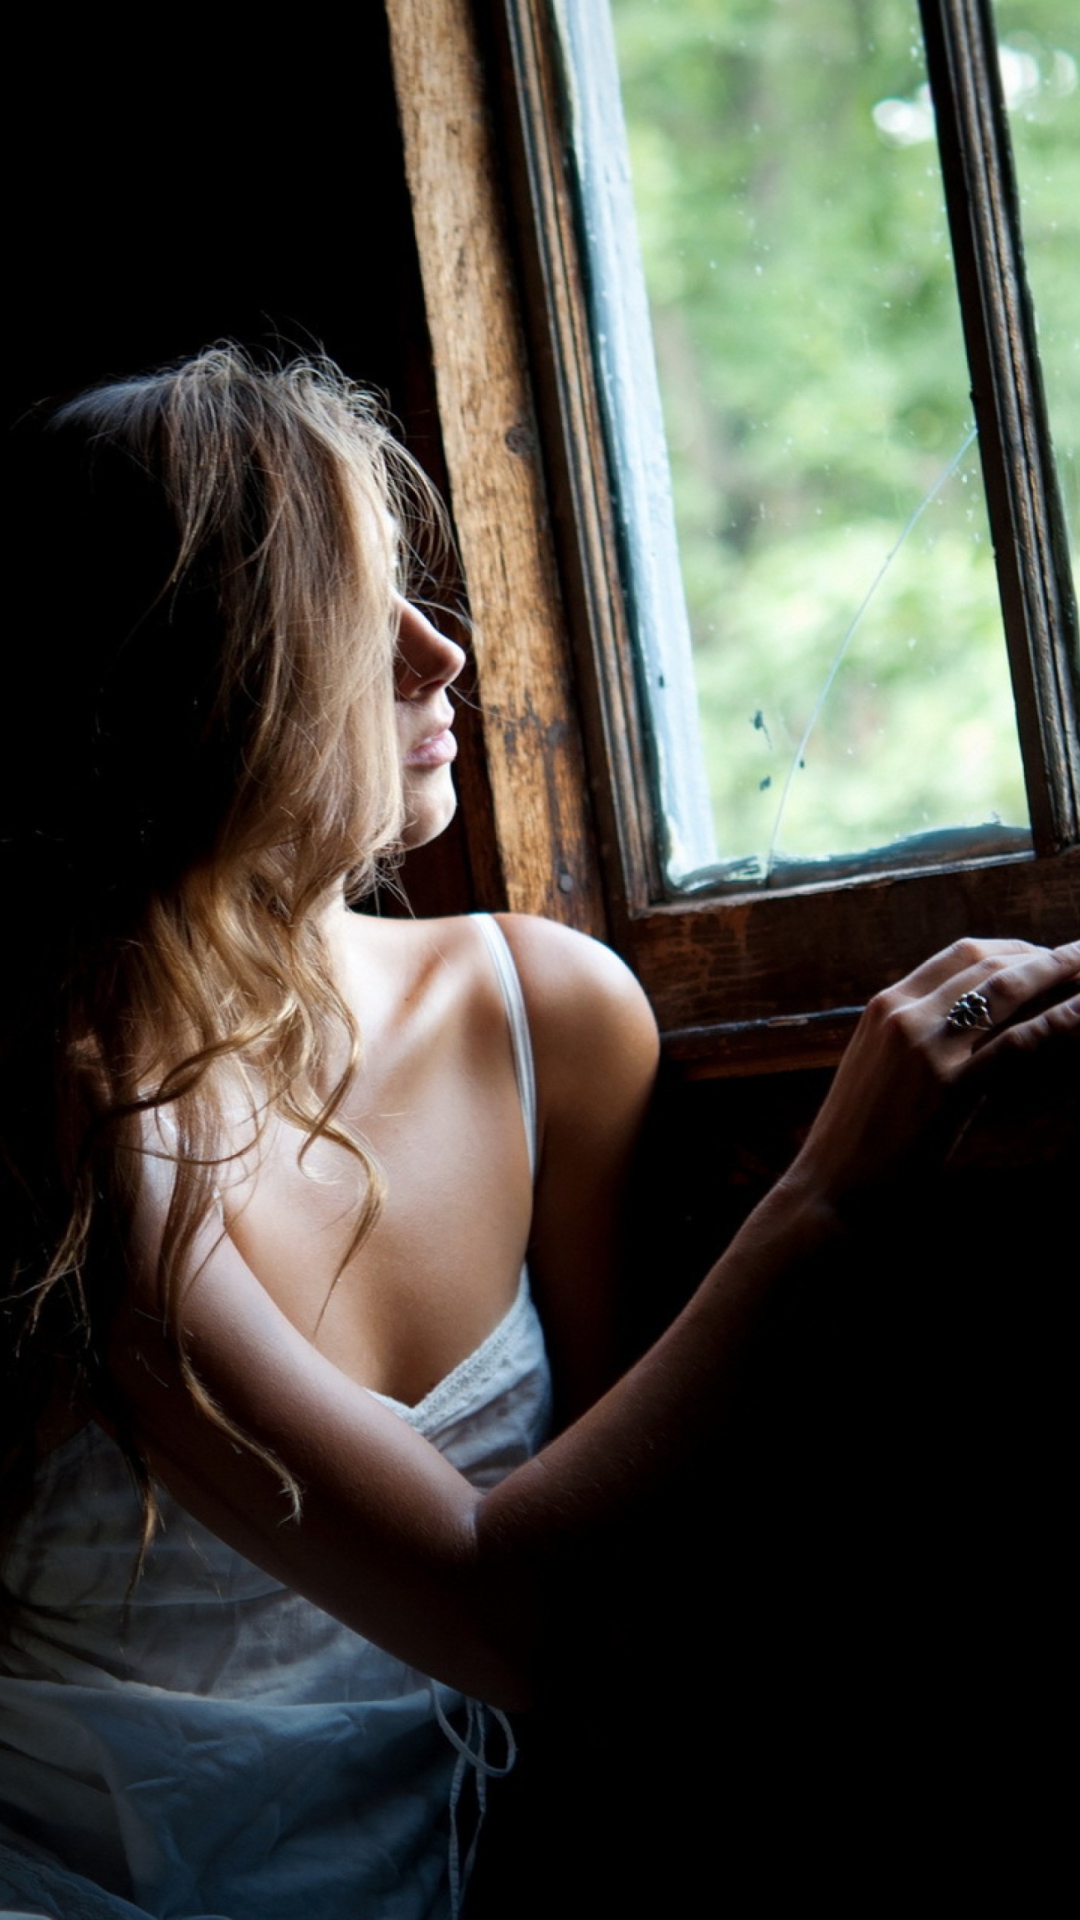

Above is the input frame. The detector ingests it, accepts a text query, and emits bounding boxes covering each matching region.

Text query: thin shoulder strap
[472,914,537,1179]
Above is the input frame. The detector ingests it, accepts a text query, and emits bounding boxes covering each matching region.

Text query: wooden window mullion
[919,0,1080,854]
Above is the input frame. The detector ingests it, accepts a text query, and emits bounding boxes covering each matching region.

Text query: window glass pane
[604,0,1032,883]
[992,0,1078,596]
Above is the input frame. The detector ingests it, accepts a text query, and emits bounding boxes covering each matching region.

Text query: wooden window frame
[386,0,1079,1076]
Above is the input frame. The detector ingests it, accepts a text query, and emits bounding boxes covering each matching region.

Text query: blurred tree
[610,0,1076,867]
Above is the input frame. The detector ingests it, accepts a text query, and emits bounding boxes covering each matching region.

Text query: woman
[1,349,1076,1920]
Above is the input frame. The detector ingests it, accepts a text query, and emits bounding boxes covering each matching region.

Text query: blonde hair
[1,346,445,1548]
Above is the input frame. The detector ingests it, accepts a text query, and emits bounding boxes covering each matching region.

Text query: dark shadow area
[10,15,422,429]
[471,1050,1075,1916]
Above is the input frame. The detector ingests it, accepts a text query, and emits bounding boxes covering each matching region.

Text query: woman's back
[226,912,536,1409]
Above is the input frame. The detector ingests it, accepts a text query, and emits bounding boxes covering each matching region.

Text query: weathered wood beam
[384,0,605,932]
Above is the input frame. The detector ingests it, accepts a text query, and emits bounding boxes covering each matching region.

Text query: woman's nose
[394,601,466,698]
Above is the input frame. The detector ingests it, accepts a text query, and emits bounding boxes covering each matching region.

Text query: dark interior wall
[11,15,426,433]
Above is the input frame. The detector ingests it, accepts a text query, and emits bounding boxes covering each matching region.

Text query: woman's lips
[403,726,457,769]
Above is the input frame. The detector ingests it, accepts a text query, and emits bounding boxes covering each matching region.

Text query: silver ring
[945,988,994,1033]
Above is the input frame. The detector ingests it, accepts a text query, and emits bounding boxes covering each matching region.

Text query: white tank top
[0,915,551,1920]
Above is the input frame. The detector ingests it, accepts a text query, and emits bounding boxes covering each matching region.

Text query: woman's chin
[400,771,458,851]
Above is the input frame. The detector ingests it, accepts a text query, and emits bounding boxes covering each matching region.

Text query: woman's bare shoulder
[336,906,659,1139]
[491,913,659,1084]
[340,909,655,1037]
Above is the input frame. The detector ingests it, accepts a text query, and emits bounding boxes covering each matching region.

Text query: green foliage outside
[610,0,1077,868]
[1001,2,1080,561]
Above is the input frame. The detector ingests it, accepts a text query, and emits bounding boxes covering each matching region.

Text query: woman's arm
[112,932,1079,1708]
[496,913,661,1419]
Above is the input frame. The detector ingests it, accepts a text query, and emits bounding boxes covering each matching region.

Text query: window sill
[634,845,1079,1075]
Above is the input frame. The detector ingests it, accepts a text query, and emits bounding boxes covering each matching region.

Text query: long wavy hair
[1,346,444,1552]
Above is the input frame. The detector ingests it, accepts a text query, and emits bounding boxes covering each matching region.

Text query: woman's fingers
[791,936,1077,1210]
[895,938,1078,1085]
[889,935,1043,1003]
[933,937,1079,1042]
[888,937,1077,1058]
[856,940,1048,1089]
[964,938,1080,1065]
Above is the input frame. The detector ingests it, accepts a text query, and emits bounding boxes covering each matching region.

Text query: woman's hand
[790,937,1080,1212]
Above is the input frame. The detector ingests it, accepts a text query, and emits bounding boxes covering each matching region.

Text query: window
[583,0,1060,889]
[385,0,1078,1071]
